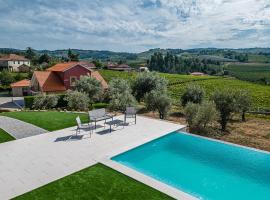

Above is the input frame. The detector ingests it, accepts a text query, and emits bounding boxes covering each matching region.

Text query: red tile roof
[0,54,29,61]
[10,79,30,88]
[91,71,108,89]
[33,71,66,92]
[47,62,90,72]
[79,61,96,69]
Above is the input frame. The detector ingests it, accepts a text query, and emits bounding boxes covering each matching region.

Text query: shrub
[109,79,137,112]
[75,76,102,104]
[144,90,171,119]
[181,84,204,107]
[184,102,199,128]
[211,89,237,131]
[64,90,90,111]
[56,94,68,108]
[184,101,218,131]
[33,94,59,109]
[24,96,35,108]
[132,72,167,102]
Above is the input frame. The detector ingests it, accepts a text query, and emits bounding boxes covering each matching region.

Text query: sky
[0,0,270,52]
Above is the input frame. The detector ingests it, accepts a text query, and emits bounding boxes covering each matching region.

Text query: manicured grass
[0,111,89,132]
[0,128,15,143]
[14,163,173,200]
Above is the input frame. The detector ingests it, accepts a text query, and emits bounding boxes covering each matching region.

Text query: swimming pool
[112,132,270,200]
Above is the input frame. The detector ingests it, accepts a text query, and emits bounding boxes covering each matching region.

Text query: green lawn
[14,163,172,200]
[0,111,89,132]
[0,128,15,143]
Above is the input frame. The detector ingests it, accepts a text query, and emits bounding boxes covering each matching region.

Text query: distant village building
[0,54,30,72]
[10,62,108,96]
[10,79,31,97]
[139,67,149,72]
[190,72,206,76]
[106,62,132,71]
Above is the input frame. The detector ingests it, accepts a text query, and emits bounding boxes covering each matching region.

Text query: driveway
[0,116,48,139]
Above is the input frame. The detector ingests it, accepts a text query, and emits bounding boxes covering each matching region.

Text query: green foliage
[211,89,237,131]
[234,89,252,122]
[109,79,137,112]
[181,84,205,106]
[148,52,221,74]
[132,72,167,102]
[24,96,35,108]
[144,90,171,119]
[75,76,102,104]
[25,47,36,60]
[38,53,50,64]
[185,101,218,131]
[64,90,90,111]
[67,48,79,61]
[226,63,270,84]
[0,71,15,86]
[92,60,103,68]
[33,94,59,110]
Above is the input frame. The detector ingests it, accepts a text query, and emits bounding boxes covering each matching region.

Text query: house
[10,79,31,97]
[106,62,132,71]
[31,62,108,94]
[0,54,30,72]
[190,72,206,76]
[78,61,96,70]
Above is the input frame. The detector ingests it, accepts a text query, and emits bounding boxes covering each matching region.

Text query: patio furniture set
[76,107,137,136]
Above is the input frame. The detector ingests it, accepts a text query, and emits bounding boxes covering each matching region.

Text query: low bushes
[24,94,108,111]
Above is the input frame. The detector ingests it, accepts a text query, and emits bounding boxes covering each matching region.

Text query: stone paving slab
[0,115,187,199]
[0,116,48,139]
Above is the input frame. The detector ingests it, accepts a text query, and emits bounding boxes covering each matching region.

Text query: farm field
[168,77,270,109]
[226,63,270,83]
[99,70,270,109]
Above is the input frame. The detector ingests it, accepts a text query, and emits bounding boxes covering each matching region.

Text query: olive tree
[75,76,102,104]
[181,84,204,107]
[144,90,171,119]
[211,89,237,131]
[64,90,90,111]
[132,72,167,102]
[33,94,59,110]
[234,89,251,122]
[184,101,218,131]
[109,79,137,112]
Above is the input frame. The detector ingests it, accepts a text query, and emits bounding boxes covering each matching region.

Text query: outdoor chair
[124,107,137,124]
[76,116,94,137]
[88,108,113,129]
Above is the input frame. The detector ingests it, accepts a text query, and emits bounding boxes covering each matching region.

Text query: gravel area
[0,116,48,139]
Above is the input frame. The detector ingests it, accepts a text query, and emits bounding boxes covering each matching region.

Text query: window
[13,61,15,64]
[18,61,20,64]
[70,76,77,86]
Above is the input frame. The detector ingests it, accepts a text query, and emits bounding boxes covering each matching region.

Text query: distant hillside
[0,47,270,62]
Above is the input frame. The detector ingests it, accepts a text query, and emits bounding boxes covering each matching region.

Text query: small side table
[105,119,123,132]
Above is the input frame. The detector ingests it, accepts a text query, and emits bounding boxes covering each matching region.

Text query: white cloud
[0,0,269,52]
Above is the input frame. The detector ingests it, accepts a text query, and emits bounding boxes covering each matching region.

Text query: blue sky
[0,0,270,52]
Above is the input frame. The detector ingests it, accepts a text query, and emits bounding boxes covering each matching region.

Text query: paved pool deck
[0,115,195,200]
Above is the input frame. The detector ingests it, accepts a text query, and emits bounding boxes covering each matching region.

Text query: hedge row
[24,95,108,110]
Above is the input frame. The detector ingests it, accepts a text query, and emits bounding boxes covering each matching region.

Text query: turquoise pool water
[112,132,270,200]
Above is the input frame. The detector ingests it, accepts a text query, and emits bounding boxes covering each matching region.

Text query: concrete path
[0,115,192,200]
[0,116,48,139]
